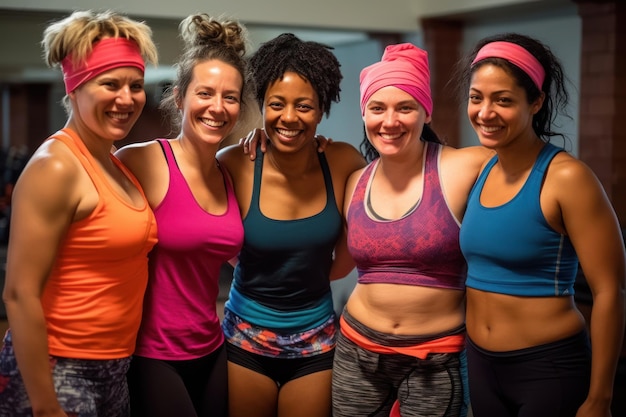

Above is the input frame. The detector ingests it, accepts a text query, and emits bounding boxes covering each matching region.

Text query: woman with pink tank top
[115,14,253,417]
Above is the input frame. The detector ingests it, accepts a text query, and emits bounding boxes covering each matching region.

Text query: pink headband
[471,41,545,91]
[61,37,145,94]
[360,43,432,116]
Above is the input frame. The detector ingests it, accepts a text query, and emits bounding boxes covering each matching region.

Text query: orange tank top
[41,129,157,359]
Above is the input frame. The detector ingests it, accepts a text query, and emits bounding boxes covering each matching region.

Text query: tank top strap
[51,128,151,213]
[249,144,338,215]
[422,141,439,193]
[157,139,177,167]
[516,143,562,204]
[218,161,239,213]
[423,141,437,170]
[51,128,109,195]
[527,143,563,183]
[317,151,338,212]
[156,139,185,185]
[249,143,265,214]
[353,160,377,205]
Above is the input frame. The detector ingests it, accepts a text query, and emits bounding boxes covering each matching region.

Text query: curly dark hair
[248,33,342,117]
[453,32,571,142]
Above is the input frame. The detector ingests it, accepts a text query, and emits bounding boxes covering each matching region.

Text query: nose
[477,101,495,120]
[382,109,399,127]
[280,105,298,123]
[116,85,133,106]
[210,96,225,113]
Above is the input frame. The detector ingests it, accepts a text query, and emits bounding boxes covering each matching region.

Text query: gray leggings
[331,311,468,417]
[0,330,131,417]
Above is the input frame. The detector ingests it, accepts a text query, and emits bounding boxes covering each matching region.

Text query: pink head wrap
[359,43,432,116]
[61,37,145,94]
[471,41,545,91]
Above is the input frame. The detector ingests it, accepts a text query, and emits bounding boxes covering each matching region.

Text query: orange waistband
[339,315,465,360]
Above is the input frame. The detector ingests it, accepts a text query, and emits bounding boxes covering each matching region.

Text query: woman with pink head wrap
[331,43,492,417]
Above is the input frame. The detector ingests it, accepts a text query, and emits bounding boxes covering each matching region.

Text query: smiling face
[262,71,323,153]
[178,59,243,146]
[363,86,430,158]
[70,66,146,142]
[467,63,543,150]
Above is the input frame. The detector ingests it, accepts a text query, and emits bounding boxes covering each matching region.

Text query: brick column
[574,0,626,224]
[8,84,50,153]
[420,19,464,147]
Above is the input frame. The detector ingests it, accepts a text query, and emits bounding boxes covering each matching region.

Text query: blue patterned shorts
[222,308,336,359]
[0,330,131,417]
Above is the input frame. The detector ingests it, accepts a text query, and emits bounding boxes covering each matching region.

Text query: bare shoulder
[439,145,494,184]
[346,165,368,189]
[547,151,596,188]
[442,144,494,166]
[14,140,83,212]
[114,139,162,168]
[324,141,367,174]
[545,151,605,201]
[23,139,81,184]
[216,143,254,177]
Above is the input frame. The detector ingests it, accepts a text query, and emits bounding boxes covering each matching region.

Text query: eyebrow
[368,99,417,106]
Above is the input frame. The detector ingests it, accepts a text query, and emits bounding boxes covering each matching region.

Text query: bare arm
[552,157,625,416]
[329,152,366,280]
[114,140,167,209]
[2,142,80,417]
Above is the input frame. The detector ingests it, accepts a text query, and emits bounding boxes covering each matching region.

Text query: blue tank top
[230,146,342,312]
[460,143,578,296]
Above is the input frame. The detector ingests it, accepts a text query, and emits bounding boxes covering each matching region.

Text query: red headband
[61,37,145,94]
[471,41,545,90]
[360,43,432,116]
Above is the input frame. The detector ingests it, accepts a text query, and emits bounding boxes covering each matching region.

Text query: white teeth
[109,112,129,119]
[380,133,402,140]
[481,125,501,133]
[277,128,299,138]
[202,118,225,127]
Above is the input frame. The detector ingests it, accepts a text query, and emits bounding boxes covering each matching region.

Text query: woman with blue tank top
[217,34,365,417]
[456,33,625,417]
[115,14,255,417]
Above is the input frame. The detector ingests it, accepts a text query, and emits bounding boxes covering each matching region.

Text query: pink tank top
[134,140,243,360]
[43,129,157,359]
[347,142,466,290]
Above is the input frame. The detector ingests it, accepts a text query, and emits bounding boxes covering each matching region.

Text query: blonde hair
[42,10,158,69]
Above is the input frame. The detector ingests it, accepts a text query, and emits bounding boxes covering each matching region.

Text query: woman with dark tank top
[456,33,625,417]
[217,34,365,417]
[330,44,493,417]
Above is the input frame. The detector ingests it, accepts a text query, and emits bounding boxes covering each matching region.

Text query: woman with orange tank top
[0,10,158,417]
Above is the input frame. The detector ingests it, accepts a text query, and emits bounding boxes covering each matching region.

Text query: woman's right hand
[239,128,268,160]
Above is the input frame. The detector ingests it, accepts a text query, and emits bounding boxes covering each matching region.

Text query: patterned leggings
[331,312,468,417]
[0,330,131,417]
